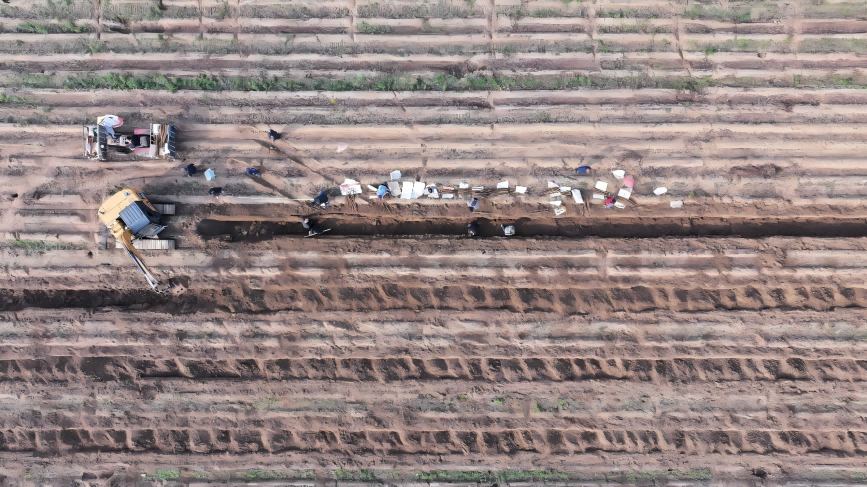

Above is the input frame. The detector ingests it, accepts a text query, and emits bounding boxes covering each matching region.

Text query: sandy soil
[2,0,867,485]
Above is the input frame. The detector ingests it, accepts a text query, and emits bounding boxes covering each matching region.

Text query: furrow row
[2,269,864,292]
[2,356,866,383]
[3,427,867,456]
[2,284,866,314]
[1,308,866,358]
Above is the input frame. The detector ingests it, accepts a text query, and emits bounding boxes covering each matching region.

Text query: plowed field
[3,0,867,485]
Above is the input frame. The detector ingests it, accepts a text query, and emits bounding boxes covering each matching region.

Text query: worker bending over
[302,217,327,237]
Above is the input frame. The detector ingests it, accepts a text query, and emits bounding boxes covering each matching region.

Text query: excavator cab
[98,189,176,293]
[118,199,165,237]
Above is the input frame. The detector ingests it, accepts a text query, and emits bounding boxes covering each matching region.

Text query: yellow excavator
[98,188,175,293]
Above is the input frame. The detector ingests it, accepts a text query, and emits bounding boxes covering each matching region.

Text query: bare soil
[2,0,867,485]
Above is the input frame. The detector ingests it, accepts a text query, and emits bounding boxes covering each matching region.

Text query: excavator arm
[115,228,172,294]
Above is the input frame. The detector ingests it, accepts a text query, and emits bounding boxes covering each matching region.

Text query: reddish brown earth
[3,0,867,485]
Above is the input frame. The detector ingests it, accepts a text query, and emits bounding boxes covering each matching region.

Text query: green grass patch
[84,41,105,54]
[245,470,284,480]
[6,240,86,252]
[213,1,231,20]
[242,469,315,480]
[335,467,354,480]
[0,94,34,104]
[357,3,474,19]
[624,469,713,483]
[146,4,163,20]
[356,21,391,34]
[804,3,867,19]
[504,470,570,482]
[147,469,180,482]
[498,43,517,55]
[417,470,570,483]
[597,7,664,19]
[15,74,55,89]
[16,21,93,34]
[0,70,734,93]
[832,74,853,86]
[16,21,47,34]
[333,468,378,481]
[530,8,561,17]
[598,22,667,34]
[417,471,499,483]
[565,74,712,91]
[0,0,93,21]
[57,71,518,93]
[683,5,749,22]
[684,4,779,22]
[799,37,867,53]
[298,470,316,480]
[691,38,774,54]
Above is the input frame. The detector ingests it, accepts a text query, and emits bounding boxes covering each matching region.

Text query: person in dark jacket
[467,221,480,236]
[312,190,329,208]
[208,187,223,197]
[183,163,197,176]
[302,217,325,236]
[268,129,281,142]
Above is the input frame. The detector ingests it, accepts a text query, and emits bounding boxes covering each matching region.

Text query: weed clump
[6,240,86,252]
[0,94,33,104]
[417,470,571,483]
[16,21,93,34]
[356,21,391,34]
[146,469,180,482]
[33,71,722,94]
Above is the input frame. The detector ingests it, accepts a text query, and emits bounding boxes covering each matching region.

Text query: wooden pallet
[115,239,176,250]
